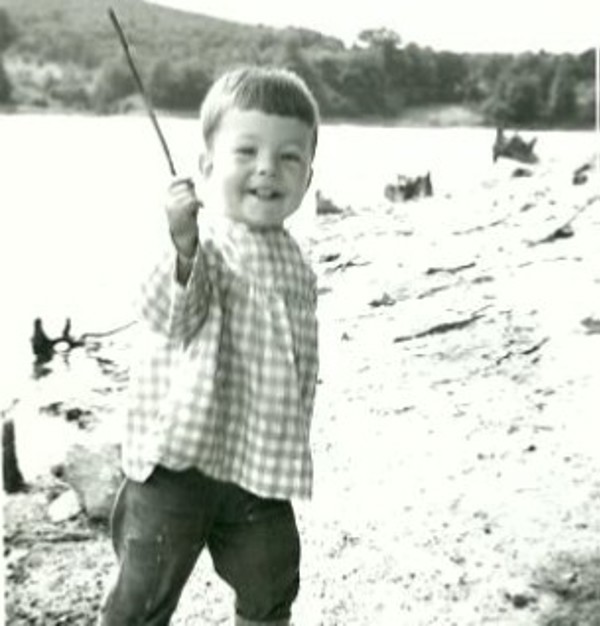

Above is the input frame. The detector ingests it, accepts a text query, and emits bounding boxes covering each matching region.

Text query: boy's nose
[256,151,277,175]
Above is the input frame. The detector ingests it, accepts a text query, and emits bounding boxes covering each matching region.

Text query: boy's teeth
[254,189,276,199]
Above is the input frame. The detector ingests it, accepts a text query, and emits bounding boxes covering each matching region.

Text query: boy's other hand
[166,178,200,257]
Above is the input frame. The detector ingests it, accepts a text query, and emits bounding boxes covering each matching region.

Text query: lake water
[0,114,595,408]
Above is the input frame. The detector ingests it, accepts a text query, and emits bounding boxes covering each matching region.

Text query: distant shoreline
[0,102,594,131]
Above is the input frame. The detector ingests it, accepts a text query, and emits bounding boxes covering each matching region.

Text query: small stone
[61,438,123,521]
[48,489,82,522]
[509,592,535,609]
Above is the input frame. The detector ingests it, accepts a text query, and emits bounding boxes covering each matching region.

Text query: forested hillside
[0,0,595,127]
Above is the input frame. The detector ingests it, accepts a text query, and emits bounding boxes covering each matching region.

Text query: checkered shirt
[122,217,319,500]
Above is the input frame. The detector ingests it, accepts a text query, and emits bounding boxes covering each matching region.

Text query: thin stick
[108,7,177,176]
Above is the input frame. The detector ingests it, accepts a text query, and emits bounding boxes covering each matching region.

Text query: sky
[149,0,599,53]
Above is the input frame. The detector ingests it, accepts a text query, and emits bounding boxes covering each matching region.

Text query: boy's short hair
[199,66,320,155]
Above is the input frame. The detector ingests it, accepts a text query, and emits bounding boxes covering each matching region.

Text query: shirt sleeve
[301,273,319,417]
[137,245,211,344]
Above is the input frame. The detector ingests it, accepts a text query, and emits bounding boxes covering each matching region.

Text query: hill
[1,0,343,71]
[0,0,595,127]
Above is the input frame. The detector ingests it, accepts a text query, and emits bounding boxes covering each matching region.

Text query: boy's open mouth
[249,187,283,200]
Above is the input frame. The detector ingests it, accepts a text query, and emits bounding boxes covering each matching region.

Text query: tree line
[0,6,595,128]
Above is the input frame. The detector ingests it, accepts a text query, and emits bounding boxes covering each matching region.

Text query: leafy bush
[546,57,577,124]
[0,58,12,103]
[149,58,210,111]
[0,8,18,53]
[91,57,136,112]
[574,80,596,127]
[47,75,90,109]
[487,71,543,126]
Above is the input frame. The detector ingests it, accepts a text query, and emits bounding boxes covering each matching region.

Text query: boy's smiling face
[200,108,314,229]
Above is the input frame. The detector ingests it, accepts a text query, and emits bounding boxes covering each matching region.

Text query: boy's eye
[281,152,302,163]
[235,146,256,156]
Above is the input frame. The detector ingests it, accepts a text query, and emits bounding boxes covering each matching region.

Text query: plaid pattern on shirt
[122,217,319,500]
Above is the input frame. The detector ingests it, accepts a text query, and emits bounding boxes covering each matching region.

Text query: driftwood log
[3,417,26,493]
[385,172,433,202]
[31,317,83,364]
[572,161,594,185]
[493,128,538,164]
[31,317,137,365]
[316,190,344,215]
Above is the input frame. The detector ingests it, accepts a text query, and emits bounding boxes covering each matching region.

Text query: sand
[3,148,600,625]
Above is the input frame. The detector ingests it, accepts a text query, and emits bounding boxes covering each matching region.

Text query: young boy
[99,66,320,625]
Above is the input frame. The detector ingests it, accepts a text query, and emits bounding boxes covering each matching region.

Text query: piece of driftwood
[384,172,433,202]
[326,258,370,273]
[536,224,575,244]
[529,194,599,246]
[31,317,137,365]
[417,285,453,300]
[425,262,476,276]
[369,292,396,308]
[572,161,594,185]
[31,318,84,364]
[581,317,600,334]
[512,167,534,178]
[393,307,488,343]
[495,337,550,365]
[493,128,538,164]
[316,190,344,215]
[8,528,95,546]
[3,418,26,494]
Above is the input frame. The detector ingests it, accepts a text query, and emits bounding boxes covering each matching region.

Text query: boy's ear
[199,152,213,177]
[306,167,314,191]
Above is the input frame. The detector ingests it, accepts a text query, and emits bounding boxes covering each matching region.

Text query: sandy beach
[3,138,600,625]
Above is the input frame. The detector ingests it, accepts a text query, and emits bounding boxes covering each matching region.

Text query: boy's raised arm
[165,178,201,286]
[136,179,209,341]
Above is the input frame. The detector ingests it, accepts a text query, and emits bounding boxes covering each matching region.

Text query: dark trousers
[98,466,300,625]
